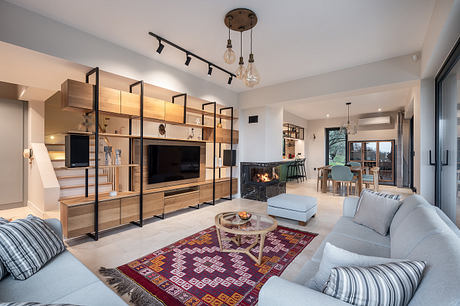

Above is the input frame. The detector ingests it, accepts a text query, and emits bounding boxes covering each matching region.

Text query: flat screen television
[147,144,200,184]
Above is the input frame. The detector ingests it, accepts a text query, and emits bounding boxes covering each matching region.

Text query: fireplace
[241,162,286,201]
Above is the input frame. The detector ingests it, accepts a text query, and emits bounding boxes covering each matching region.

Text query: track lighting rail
[149,32,236,79]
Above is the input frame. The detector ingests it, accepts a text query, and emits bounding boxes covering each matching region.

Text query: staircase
[46,142,113,201]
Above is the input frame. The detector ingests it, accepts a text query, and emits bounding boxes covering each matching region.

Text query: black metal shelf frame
[81,67,235,240]
[129,80,144,228]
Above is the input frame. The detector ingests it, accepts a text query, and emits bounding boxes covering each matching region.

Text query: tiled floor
[0,179,413,289]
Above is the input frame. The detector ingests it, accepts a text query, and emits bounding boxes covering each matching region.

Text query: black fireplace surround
[240,162,286,201]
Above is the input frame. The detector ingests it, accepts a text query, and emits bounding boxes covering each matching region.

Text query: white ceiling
[283,85,415,120]
[7,0,435,92]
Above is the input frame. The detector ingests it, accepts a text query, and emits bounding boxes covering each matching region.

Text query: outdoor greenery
[327,129,347,165]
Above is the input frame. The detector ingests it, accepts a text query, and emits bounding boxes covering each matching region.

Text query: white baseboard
[27,200,45,218]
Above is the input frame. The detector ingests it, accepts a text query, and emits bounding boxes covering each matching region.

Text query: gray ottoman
[267,194,317,226]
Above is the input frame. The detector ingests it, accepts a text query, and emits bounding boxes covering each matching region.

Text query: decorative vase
[115,149,121,165]
[104,146,112,165]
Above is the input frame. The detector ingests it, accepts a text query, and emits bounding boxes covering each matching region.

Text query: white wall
[239,54,420,109]
[0,1,238,108]
[306,114,399,179]
[283,110,307,157]
[414,79,435,203]
[240,106,283,162]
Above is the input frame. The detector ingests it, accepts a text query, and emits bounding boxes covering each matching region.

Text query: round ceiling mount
[224,8,258,32]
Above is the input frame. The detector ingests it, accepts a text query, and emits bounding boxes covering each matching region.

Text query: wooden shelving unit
[59,69,238,240]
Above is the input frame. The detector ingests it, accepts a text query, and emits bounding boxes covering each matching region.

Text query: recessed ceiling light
[326,114,330,118]
[378,108,382,112]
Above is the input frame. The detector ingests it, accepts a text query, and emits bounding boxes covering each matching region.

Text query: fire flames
[255,172,279,183]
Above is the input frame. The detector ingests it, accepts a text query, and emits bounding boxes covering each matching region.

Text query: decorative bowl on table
[238,211,252,221]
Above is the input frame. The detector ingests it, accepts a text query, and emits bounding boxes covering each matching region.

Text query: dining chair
[363,167,380,191]
[349,161,361,167]
[331,165,356,196]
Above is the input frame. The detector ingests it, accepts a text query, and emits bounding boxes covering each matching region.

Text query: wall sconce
[23,148,34,164]
[312,133,316,140]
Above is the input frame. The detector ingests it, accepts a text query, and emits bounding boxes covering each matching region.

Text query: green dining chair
[349,161,361,167]
[331,165,356,196]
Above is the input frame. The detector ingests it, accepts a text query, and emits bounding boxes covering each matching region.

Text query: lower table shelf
[60,178,238,239]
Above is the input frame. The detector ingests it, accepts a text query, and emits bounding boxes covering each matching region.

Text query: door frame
[435,36,460,207]
[325,127,348,165]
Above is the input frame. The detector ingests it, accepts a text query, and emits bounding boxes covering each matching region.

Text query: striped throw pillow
[356,189,400,211]
[323,261,426,306]
[0,217,10,280]
[0,215,65,280]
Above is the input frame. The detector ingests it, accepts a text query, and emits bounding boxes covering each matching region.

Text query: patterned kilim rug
[100,225,317,306]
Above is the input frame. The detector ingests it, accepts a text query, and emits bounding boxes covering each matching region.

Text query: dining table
[319,165,365,195]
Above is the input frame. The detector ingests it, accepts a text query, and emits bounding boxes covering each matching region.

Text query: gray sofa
[259,195,460,306]
[0,219,127,306]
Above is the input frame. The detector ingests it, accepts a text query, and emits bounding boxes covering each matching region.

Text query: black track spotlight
[156,39,164,54]
[207,64,213,76]
[227,75,233,85]
[185,54,192,66]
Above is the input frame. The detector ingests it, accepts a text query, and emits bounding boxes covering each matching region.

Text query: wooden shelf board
[142,177,237,194]
[99,132,207,143]
[60,177,237,207]
[60,191,139,207]
[186,107,238,120]
[55,164,139,170]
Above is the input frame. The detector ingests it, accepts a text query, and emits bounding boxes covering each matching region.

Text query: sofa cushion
[353,190,401,235]
[332,217,390,248]
[406,231,460,306]
[0,215,65,280]
[323,261,426,306]
[0,251,100,303]
[51,281,127,306]
[391,206,450,259]
[434,207,460,237]
[390,195,431,237]
[293,259,320,285]
[267,194,317,212]
[311,232,391,263]
[308,243,400,291]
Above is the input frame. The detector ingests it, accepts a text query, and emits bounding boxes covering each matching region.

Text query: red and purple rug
[101,225,317,306]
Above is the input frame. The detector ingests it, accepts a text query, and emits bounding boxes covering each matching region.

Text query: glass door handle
[429,150,436,166]
[442,150,449,166]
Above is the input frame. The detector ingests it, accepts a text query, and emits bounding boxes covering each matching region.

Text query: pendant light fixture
[235,32,245,79]
[223,16,236,65]
[340,102,358,135]
[244,26,260,87]
[224,8,259,87]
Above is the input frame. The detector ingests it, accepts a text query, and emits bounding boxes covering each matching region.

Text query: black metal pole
[220,107,234,201]
[128,118,132,191]
[202,102,217,206]
[172,93,187,124]
[85,169,88,197]
[129,81,144,227]
[86,67,99,241]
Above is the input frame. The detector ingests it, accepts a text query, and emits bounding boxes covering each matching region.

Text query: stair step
[57,174,107,180]
[60,182,112,190]
[59,184,112,199]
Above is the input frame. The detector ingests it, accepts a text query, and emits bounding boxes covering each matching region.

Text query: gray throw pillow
[307,243,402,291]
[0,217,10,280]
[0,215,65,280]
[323,261,426,306]
[353,190,401,235]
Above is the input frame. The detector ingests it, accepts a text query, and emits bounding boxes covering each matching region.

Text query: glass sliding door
[435,38,459,226]
[379,141,394,182]
[325,128,347,165]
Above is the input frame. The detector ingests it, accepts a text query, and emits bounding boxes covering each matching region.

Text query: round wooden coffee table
[215,212,278,264]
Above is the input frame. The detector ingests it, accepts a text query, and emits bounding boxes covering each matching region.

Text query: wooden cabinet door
[144,96,165,120]
[100,87,121,113]
[165,102,184,123]
[61,79,93,111]
[120,91,140,116]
